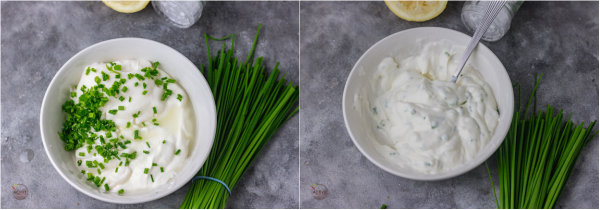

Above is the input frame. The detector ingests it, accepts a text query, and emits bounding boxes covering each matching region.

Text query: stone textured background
[1,1,298,208]
[299,1,598,208]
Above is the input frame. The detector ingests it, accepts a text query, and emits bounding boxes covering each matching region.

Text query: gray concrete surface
[299,1,598,208]
[1,1,298,208]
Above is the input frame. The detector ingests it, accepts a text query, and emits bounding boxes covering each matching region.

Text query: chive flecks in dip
[59,60,195,194]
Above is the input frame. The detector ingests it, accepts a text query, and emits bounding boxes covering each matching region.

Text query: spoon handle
[451,1,507,83]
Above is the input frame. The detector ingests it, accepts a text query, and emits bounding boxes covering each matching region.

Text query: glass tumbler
[461,1,523,42]
[152,1,206,28]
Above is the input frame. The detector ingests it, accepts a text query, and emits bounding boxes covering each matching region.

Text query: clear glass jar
[152,1,206,28]
[461,1,523,42]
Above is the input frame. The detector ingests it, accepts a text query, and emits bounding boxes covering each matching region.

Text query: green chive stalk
[180,24,299,209]
[488,74,597,208]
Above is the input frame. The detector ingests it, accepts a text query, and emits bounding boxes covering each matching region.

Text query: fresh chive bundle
[180,24,299,209]
[488,74,597,208]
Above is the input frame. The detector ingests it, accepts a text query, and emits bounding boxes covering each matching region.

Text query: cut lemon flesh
[102,0,150,13]
[384,0,447,22]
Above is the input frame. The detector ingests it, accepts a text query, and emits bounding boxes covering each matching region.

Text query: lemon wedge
[102,0,150,13]
[384,0,447,22]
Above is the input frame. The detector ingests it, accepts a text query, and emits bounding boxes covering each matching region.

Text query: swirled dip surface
[70,60,194,194]
[368,41,499,174]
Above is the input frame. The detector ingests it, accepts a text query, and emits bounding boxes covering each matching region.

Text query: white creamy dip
[366,41,499,174]
[72,59,194,194]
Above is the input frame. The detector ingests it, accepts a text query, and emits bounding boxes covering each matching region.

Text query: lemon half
[102,0,150,13]
[384,0,447,22]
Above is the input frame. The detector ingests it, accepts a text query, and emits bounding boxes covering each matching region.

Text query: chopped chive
[71,92,77,98]
[104,183,109,191]
[175,149,181,155]
[79,152,86,156]
[126,121,131,128]
[134,130,141,139]
[153,107,157,114]
[97,169,101,174]
[119,96,125,101]
[101,71,109,81]
[77,160,82,166]
[146,142,151,148]
[108,110,118,115]
[118,106,125,110]
[162,140,166,144]
[85,67,91,75]
[128,96,132,102]
[115,167,119,173]
[94,76,101,84]
[134,82,139,87]
[152,163,157,166]
[114,65,122,70]
[121,86,128,92]
[150,174,154,182]
[143,150,149,154]
[177,94,183,101]
[144,168,149,174]
[98,163,105,169]
[142,90,148,95]
[160,167,164,172]
[142,122,146,127]
[81,170,86,174]
[118,189,124,195]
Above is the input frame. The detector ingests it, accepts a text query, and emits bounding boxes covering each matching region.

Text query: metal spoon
[450,1,507,83]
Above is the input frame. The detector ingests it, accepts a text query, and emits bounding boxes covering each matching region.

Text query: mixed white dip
[366,40,499,174]
[68,60,194,194]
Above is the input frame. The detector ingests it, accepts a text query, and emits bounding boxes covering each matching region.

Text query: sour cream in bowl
[40,38,216,203]
[343,27,513,180]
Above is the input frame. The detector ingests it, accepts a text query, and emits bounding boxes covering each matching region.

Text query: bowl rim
[40,37,216,204]
[342,27,514,181]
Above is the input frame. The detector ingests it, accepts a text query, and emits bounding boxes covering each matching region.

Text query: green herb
[381,204,387,209]
[79,152,86,156]
[101,71,109,81]
[118,189,124,195]
[142,90,148,95]
[144,168,149,174]
[121,86,128,92]
[177,94,183,101]
[153,106,157,114]
[115,167,119,173]
[160,167,164,172]
[77,160,82,166]
[143,150,149,154]
[146,142,151,148]
[174,149,181,155]
[180,24,298,209]
[134,82,139,87]
[143,82,147,89]
[119,96,125,101]
[118,106,125,110]
[134,130,141,139]
[104,183,110,191]
[114,65,122,70]
[162,140,166,144]
[150,174,154,182]
[152,162,157,166]
[126,122,131,128]
[85,67,91,75]
[108,109,118,115]
[487,75,597,208]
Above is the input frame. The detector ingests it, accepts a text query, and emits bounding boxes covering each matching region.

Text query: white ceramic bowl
[343,27,514,181]
[40,38,216,203]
